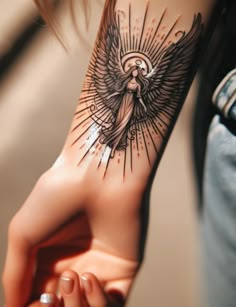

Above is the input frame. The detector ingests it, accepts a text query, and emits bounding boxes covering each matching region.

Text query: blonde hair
[34,0,88,47]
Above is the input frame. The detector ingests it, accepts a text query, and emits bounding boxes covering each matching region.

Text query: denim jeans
[201,114,236,307]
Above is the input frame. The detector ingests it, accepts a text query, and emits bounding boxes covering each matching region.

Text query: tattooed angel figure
[100,65,148,157]
[78,1,203,161]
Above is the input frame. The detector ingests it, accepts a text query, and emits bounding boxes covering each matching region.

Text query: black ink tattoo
[71,0,203,178]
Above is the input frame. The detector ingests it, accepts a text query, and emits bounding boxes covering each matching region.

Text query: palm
[32,212,139,302]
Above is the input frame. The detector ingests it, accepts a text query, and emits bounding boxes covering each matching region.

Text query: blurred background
[0,1,201,306]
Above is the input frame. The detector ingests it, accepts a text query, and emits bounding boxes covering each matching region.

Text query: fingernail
[60,276,75,294]
[40,293,55,304]
[81,275,92,293]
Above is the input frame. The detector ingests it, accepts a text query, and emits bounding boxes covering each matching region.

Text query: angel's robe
[100,79,141,155]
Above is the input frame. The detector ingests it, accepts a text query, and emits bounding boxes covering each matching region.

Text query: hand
[2,162,145,307]
[29,270,124,307]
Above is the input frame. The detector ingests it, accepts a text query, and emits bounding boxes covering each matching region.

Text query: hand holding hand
[3,162,146,307]
[29,270,124,307]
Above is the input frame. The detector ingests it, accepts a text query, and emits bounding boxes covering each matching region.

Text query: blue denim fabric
[201,115,236,307]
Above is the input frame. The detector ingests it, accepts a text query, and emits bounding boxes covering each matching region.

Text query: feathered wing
[87,0,124,120]
[132,14,203,125]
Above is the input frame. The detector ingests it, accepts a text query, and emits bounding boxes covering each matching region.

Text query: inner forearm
[61,0,216,186]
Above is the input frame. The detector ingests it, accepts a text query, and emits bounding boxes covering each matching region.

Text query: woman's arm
[3,1,219,307]
[62,0,217,183]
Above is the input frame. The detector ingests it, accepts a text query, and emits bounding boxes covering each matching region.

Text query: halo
[121,52,153,76]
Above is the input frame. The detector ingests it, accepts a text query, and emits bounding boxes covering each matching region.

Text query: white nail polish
[40,293,55,304]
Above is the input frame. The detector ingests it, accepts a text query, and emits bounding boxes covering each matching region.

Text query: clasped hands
[3,159,147,307]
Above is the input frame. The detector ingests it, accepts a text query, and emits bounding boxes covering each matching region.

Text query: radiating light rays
[101,146,112,179]
[85,123,99,147]
[73,122,100,164]
[138,2,149,51]
[100,146,111,165]
[70,2,203,179]
[118,5,180,68]
[143,9,167,54]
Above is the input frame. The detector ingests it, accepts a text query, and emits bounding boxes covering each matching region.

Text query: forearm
[60,0,216,187]
[2,5,221,305]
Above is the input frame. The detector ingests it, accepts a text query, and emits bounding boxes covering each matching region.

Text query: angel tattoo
[99,65,148,157]
[74,0,203,166]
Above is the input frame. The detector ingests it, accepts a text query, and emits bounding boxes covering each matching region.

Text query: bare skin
[2,0,217,306]
[3,166,141,306]
[29,270,120,307]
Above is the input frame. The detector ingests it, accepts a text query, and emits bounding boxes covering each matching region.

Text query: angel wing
[131,13,203,125]
[87,0,124,118]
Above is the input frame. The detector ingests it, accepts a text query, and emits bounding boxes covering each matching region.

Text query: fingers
[59,271,83,307]
[80,273,107,307]
[31,271,125,307]
[3,169,84,307]
[60,271,123,307]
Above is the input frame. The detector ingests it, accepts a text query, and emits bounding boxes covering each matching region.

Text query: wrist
[53,150,149,197]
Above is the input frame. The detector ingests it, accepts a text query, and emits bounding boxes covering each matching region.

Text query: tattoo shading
[71,0,203,177]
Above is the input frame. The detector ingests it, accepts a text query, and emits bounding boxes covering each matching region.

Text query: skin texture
[2,0,216,306]
[72,2,203,178]
[65,0,204,181]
